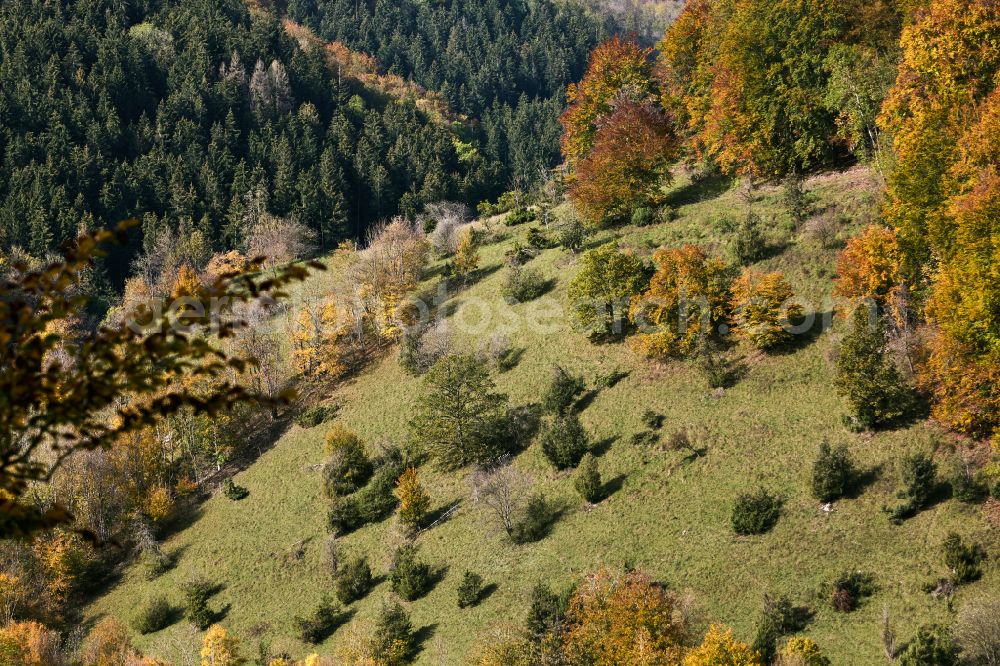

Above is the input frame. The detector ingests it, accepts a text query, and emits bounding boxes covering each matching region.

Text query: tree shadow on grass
[474,583,499,605]
[844,464,883,501]
[599,474,627,501]
[772,310,835,355]
[413,623,438,654]
[422,501,461,531]
[663,171,734,207]
[575,388,602,412]
[590,436,618,457]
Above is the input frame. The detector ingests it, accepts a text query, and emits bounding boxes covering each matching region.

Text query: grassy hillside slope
[88,167,999,665]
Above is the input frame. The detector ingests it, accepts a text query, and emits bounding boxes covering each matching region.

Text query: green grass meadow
[87,167,999,665]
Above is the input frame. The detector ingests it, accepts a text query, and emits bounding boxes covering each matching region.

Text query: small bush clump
[887,453,938,523]
[390,544,434,601]
[732,489,782,535]
[897,625,960,666]
[293,596,345,644]
[296,404,337,428]
[133,595,173,634]
[541,366,586,415]
[540,414,589,470]
[502,264,548,303]
[323,426,373,497]
[223,478,249,501]
[631,206,656,227]
[182,577,216,630]
[334,555,374,605]
[641,409,664,430]
[942,533,986,584]
[511,494,551,544]
[811,441,856,503]
[950,465,989,504]
[457,571,485,608]
[506,207,536,226]
[732,210,767,265]
[827,571,876,612]
[526,226,552,250]
[574,453,602,503]
[555,219,586,253]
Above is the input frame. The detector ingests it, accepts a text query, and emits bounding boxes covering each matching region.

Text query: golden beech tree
[561,569,689,665]
[0,621,61,666]
[730,270,803,350]
[560,37,656,165]
[201,625,245,666]
[569,100,680,226]
[629,245,730,359]
[684,625,760,666]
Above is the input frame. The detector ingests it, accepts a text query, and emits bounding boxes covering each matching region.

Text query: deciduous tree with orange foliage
[629,245,730,359]
[561,569,691,665]
[560,37,656,166]
[569,100,679,226]
[834,225,904,305]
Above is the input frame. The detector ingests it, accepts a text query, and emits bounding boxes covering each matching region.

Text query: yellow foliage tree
[452,229,480,280]
[779,637,829,666]
[201,625,245,666]
[684,624,760,666]
[562,569,689,665]
[0,621,62,666]
[730,270,803,350]
[80,617,137,666]
[143,484,174,525]
[629,245,729,359]
[394,467,431,530]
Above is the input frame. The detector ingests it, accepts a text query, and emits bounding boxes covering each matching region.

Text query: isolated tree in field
[730,270,803,350]
[562,569,688,665]
[629,245,730,359]
[575,454,602,502]
[470,462,532,539]
[811,441,856,503]
[324,426,372,497]
[452,228,480,279]
[541,366,586,415]
[368,601,418,666]
[201,625,243,666]
[0,221,315,539]
[567,244,648,339]
[540,414,590,470]
[684,624,759,666]
[394,467,431,530]
[569,100,679,226]
[410,355,509,470]
[560,37,656,164]
[953,598,1000,666]
[834,305,912,429]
